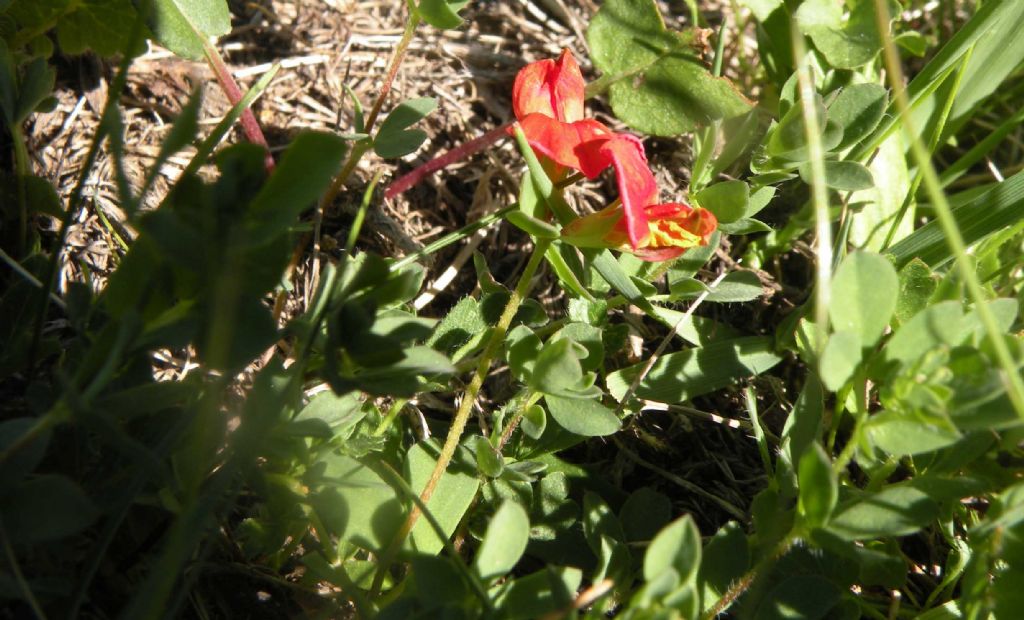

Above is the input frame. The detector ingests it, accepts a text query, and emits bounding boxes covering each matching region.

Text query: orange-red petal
[516,114,613,177]
[586,135,659,249]
[512,49,586,123]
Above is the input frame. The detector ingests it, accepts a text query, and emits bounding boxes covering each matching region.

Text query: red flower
[562,202,717,262]
[511,50,716,259]
[513,49,586,123]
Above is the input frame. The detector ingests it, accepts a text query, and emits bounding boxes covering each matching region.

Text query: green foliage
[607,337,783,404]
[373,97,437,159]
[829,251,898,348]
[416,0,470,29]
[5,0,1024,618]
[695,180,749,224]
[5,0,139,56]
[586,0,751,136]
[795,0,897,69]
[139,0,227,60]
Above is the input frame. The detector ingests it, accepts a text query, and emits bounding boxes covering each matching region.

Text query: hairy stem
[702,535,796,619]
[373,238,552,594]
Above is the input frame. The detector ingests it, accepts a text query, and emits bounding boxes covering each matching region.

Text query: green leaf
[589,249,657,315]
[698,522,749,610]
[0,174,62,219]
[416,0,469,29]
[829,485,939,541]
[800,160,874,191]
[373,97,437,159]
[797,444,838,528]
[2,475,99,544]
[768,95,844,161]
[0,40,15,125]
[882,301,964,366]
[544,394,620,437]
[705,270,764,303]
[310,454,402,552]
[475,501,530,580]
[552,322,604,372]
[334,346,455,397]
[643,515,702,586]
[695,180,749,224]
[293,391,366,439]
[770,93,839,159]
[828,83,888,150]
[886,170,1024,268]
[494,567,583,620]
[586,0,751,136]
[582,492,631,584]
[829,252,898,347]
[918,2,1024,145]
[795,0,896,69]
[666,231,719,283]
[246,131,348,245]
[894,31,928,57]
[428,296,487,356]
[755,574,842,620]
[410,555,470,610]
[819,330,861,391]
[147,0,230,60]
[780,377,825,486]
[718,218,772,235]
[620,487,672,543]
[471,435,504,478]
[529,338,589,398]
[12,57,55,125]
[520,404,546,439]
[407,443,480,554]
[506,210,560,239]
[864,411,962,456]
[894,259,937,325]
[0,419,51,489]
[8,0,139,57]
[607,337,782,404]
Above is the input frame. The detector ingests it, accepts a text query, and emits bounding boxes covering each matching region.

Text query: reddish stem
[384,121,514,200]
[203,40,275,172]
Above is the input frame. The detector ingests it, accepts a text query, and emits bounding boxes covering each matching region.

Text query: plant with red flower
[510,50,716,260]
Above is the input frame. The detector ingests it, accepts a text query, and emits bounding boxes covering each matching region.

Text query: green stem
[1,523,47,620]
[11,125,30,257]
[389,206,515,272]
[319,9,421,210]
[701,535,796,620]
[832,374,869,475]
[373,237,553,593]
[792,26,832,352]
[874,0,1024,421]
[373,398,408,437]
[497,391,543,451]
[880,45,974,251]
[0,247,67,310]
